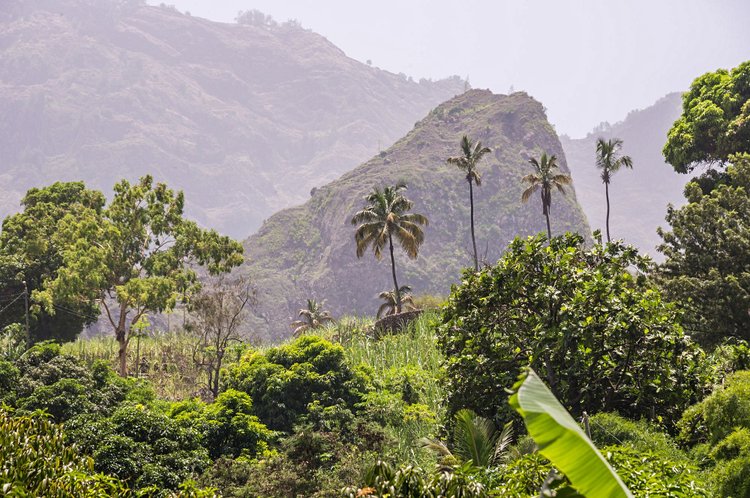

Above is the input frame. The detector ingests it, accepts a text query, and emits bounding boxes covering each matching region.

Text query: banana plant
[509,368,633,498]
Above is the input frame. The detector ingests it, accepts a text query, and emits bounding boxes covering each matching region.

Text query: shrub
[439,233,707,428]
[224,335,370,432]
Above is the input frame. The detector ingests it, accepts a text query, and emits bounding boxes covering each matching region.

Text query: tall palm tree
[290,299,334,336]
[521,153,572,240]
[447,135,491,271]
[351,183,428,314]
[596,137,633,242]
[377,285,417,319]
[421,409,514,469]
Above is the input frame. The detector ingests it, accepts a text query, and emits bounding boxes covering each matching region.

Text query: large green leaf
[509,369,633,498]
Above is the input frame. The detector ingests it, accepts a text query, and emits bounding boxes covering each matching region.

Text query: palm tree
[521,153,572,239]
[351,183,428,314]
[377,285,417,319]
[447,135,491,271]
[421,409,514,469]
[290,299,334,336]
[596,137,633,242]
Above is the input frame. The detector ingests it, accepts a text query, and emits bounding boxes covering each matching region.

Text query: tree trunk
[116,306,129,377]
[605,181,611,242]
[388,234,401,313]
[469,179,478,271]
[545,213,552,241]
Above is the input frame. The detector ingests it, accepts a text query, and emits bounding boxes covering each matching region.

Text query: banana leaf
[509,368,633,498]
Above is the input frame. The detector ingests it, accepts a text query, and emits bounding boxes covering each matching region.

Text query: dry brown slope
[0,0,464,238]
[242,90,591,341]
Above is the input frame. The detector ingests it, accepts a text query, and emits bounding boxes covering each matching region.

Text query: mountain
[0,0,465,238]
[560,93,692,258]
[241,89,591,342]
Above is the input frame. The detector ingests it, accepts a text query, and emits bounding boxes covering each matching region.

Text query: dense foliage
[439,233,706,427]
[658,154,750,347]
[0,182,103,343]
[664,61,750,174]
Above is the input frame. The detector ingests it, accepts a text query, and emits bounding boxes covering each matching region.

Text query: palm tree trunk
[545,213,552,241]
[388,234,401,313]
[469,179,478,271]
[605,181,611,242]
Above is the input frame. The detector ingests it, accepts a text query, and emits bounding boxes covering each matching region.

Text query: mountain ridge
[241,89,591,341]
[0,0,465,238]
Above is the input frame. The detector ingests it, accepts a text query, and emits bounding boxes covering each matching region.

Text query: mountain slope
[0,0,464,238]
[242,90,591,341]
[560,93,692,258]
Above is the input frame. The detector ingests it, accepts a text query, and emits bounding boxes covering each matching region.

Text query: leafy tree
[0,182,104,343]
[35,176,244,376]
[596,138,633,242]
[290,298,334,336]
[664,60,750,174]
[520,153,572,239]
[438,233,706,428]
[657,154,750,347]
[421,409,513,469]
[189,275,254,397]
[224,335,370,432]
[352,183,428,313]
[447,135,491,271]
[377,285,417,319]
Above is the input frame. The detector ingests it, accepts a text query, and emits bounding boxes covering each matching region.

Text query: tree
[376,285,416,319]
[290,299,334,336]
[521,153,572,239]
[596,137,633,242]
[0,182,104,343]
[657,154,750,347]
[664,60,750,175]
[351,183,428,313]
[189,275,254,398]
[35,176,244,376]
[447,135,491,271]
[438,233,706,428]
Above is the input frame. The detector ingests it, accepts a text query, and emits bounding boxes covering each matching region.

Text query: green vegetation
[2,59,750,497]
[664,61,750,174]
[521,153,573,239]
[439,233,704,428]
[658,154,750,347]
[595,137,633,242]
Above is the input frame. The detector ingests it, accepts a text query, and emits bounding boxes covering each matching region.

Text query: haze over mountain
[560,93,693,259]
[241,89,590,341]
[0,0,464,238]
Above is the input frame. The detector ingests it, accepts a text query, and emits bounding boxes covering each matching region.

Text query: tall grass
[341,311,446,466]
[60,331,242,401]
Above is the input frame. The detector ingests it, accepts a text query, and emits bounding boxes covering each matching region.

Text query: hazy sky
[154,0,749,137]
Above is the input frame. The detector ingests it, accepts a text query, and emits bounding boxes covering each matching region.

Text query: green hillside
[242,89,591,341]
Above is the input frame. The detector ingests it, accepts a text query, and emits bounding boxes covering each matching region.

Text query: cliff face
[560,93,693,257]
[0,0,464,238]
[242,90,591,341]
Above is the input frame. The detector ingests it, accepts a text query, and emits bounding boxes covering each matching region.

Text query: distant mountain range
[241,89,590,341]
[560,93,693,259]
[0,0,464,238]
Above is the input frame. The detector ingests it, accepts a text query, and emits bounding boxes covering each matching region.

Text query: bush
[170,389,274,460]
[439,233,707,428]
[224,335,371,432]
[678,370,750,445]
